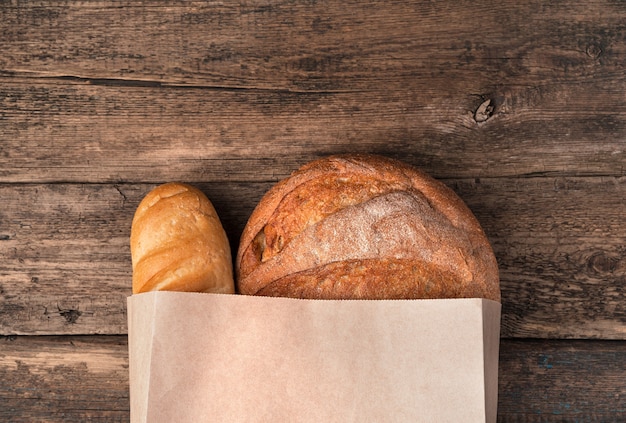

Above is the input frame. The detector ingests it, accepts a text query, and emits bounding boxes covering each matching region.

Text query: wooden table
[1,1,625,421]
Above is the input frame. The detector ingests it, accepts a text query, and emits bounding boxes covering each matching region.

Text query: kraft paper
[128,292,500,422]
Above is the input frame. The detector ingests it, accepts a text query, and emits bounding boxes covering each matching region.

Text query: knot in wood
[59,308,82,324]
[586,251,624,275]
[474,99,494,123]
[586,43,602,60]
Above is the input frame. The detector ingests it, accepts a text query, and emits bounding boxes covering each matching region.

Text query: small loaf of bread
[131,182,235,294]
[236,154,500,301]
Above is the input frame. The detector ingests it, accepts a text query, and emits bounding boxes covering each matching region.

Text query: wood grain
[498,339,626,422]
[1,336,624,422]
[1,178,624,338]
[1,0,625,183]
[0,335,129,423]
[2,1,624,90]
[1,77,624,184]
[457,176,626,340]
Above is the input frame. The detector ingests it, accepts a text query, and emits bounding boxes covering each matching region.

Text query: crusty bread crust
[236,154,500,301]
[131,182,234,294]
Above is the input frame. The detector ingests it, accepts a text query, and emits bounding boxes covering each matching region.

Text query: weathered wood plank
[498,339,626,422]
[1,178,624,338]
[0,335,129,423]
[1,77,624,183]
[1,1,624,90]
[1,0,625,183]
[455,176,626,340]
[1,336,624,422]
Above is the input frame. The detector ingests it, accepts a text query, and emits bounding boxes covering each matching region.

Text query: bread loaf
[236,154,500,301]
[131,182,235,294]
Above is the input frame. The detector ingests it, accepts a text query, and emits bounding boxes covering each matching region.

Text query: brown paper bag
[128,292,500,422]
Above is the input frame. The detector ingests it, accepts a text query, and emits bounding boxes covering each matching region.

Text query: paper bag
[128,292,500,422]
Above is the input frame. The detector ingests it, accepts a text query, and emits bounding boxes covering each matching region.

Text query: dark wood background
[1,1,625,421]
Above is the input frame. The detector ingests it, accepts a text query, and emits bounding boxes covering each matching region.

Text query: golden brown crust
[236,154,500,301]
[131,182,235,294]
[255,259,473,299]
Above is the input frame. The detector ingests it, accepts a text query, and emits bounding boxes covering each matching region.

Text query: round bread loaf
[236,154,500,301]
[131,182,235,294]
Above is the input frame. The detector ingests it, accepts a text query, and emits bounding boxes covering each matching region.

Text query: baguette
[131,182,234,294]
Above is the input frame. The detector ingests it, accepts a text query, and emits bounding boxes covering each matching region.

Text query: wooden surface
[1,0,625,421]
